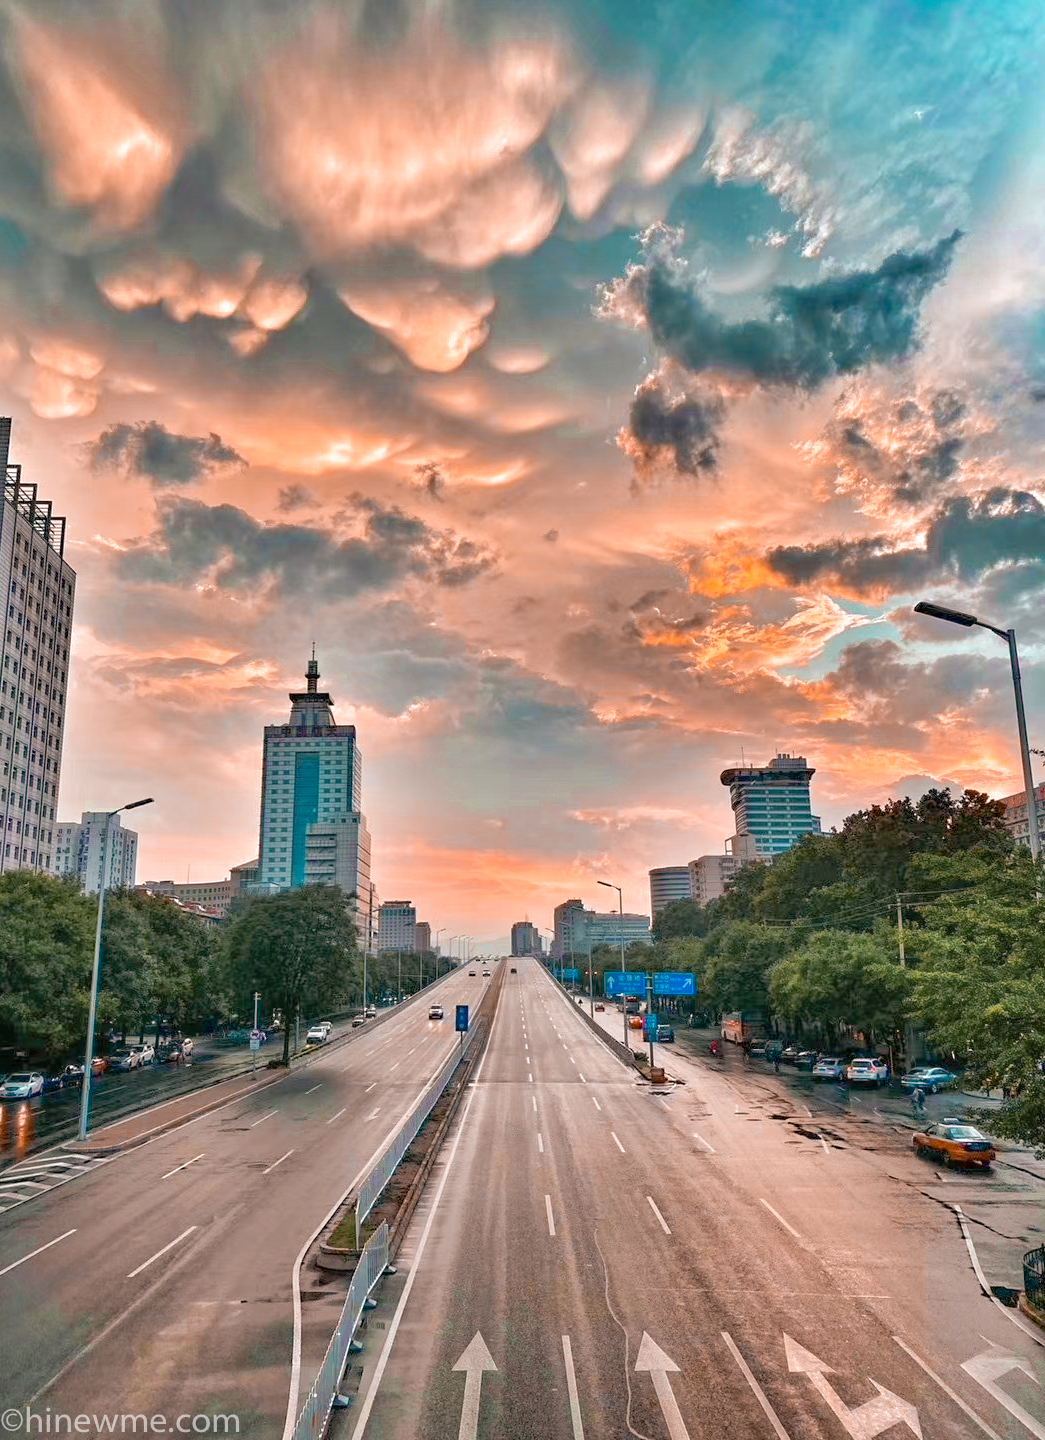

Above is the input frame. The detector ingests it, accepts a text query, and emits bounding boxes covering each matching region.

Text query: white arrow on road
[636,1332,691,1440]
[452,1332,497,1440]
[962,1346,1045,1439]
[785,1334,922,1439]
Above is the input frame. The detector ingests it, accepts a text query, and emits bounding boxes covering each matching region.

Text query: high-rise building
[552,898,588,958]
[378,900,416,952]
[511,920,541,956]
[256,653,370,907]
[648,866,693,916]
[0,419,75,876]
[721,753,820,860]
[55,812,138,894]
[552,899,651,956]
[588,911,652,948]
[414,921,431,953]
[688,854,741,905]
[999,783,1045,849]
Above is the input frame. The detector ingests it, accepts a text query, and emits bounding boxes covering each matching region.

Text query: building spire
[306,645,319,694]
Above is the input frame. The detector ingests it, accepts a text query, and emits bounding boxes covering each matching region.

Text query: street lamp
[598,880,629,1048]
[78,797,154,1141]
[914,601,1040,858]
[434,928,446,978]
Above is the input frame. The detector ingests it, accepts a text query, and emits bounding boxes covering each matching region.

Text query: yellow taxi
[913,1118,995,1169]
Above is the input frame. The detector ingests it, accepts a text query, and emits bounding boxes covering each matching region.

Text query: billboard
[603,971,648,997]
[652,972,696,997]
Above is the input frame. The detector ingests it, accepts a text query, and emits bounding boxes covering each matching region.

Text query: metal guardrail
[1025,1244,1045,1313]
[355,1023,484,1232]
[291,1222,390,1440]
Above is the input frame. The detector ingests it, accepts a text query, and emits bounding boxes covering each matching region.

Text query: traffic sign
[603,971,648,996]
[652,973,696,997]
[456,1004,469,1033]
[250,1029,264,1041]
[561,967,580,982]
[249,1037,261,1052]
[643,1014,659,1042]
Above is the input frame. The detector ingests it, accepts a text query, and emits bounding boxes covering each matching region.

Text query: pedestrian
[910,1086,925,1120]
[773,1053,781,1074]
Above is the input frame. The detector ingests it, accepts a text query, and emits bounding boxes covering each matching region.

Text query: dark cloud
[823,388,966,506]
[618,370,724,479]
[543,529,559,542]
[116,493,498,598]
[414,461,445,500]
[277,484,319,511]
[85,421,246,486]
[605,227,960,391]
[765,486,1045,596]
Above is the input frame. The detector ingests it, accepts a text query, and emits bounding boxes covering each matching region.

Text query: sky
[2,0,1045,951]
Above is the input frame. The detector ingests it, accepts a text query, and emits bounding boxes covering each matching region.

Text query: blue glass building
[720,754,821,860]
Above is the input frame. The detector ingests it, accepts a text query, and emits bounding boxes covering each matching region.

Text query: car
[483,970,491,977]
[351,1014,367,1028]
[59,1063,85,1087]
[901,1066,954,1094]
[132,1043,155,1065]
[91,1055,108,1076]
[748,1041,768,1059]
[780,1046,799,1064]
[306,1025,327,1044]
[365,1007,376,1018]
[428,1004,444,1020]
[317,1021,333,1036]
[594,1002,604,1011]
[0,1072,45,1099]
[628,1015,643,1029]
[795,1050,817,1071]
[655,1019,675,1043]
[845,1057,888,1086]
[42,1070,68,1093]
[812,1057,844,1081]
[913,1120,995,1168]
[469,970,477,976]
[108,1048,140,1072]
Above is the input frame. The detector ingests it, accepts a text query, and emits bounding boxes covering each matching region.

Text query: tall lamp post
[598,880,629,1048]
[914,601,1040,859]
[78,797,154,1141]
[434,928,446,979]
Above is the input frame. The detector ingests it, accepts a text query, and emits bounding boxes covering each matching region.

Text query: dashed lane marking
[692,1131,715,1154]
[647,1196,671,1235]
[161,1153,204,1179]
[263,1149,294,1175]
[127,1226,197,1279]
[611,1132,626,1154]
[545,1194,556,1237]
[759,1199,802,1240]
[250,1110,277,1128]
[0,1229,76,1277]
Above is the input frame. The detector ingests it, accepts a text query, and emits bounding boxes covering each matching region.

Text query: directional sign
[643,1014,659,1042]
[249,1037,261,1052]
[652,972,696,997]
[963,1346,1045,1439]
[561,967,580,982]
[603,971,648,997]
[785,1334,922,1439]
[455,1004,469,1033]
[636,1333,690,1440]
[453,1332,497,1440]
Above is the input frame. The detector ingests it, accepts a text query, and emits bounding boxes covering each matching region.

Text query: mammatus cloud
[619,366,724,480]
[85,421,246,486]
[116,493,498,597]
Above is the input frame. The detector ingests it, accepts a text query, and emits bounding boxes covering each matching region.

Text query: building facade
[511,920,541,956]
[230,859,259,899]
[648,865,693,916]
[688,853,741,905]
[552,898,588,958]
[0,419,75,876]
[378,900,416,952]
[256,654,370,903]
[55,812,138,894]
[588,911,652,949]
[414,921,431,953]
[721,753,821,860]
[138,876,236,915]
[553,898,651,955]
[999,783,1045,849]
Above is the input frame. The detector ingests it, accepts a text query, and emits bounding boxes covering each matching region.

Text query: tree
[769,930,909,1046]
[652,898,710,943]
[224,886,361,1064]
[699,921,790,1015]
[0,872,95,1059]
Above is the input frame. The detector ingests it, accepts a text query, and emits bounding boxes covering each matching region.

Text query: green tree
[224,886,360,1064]
[652,898,710,943]
[769,930,909,1046]
[0,872,95,1059]
[699,920,790,1015]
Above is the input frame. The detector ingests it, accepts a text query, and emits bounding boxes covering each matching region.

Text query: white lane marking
[538,1133,544,1153]
[722,1332,791,1440]
[161,1153,204,1179]
[760,1199,802,1240]
[592,1096,602,1111]
[647,1196,671,1235]
[802,1105,812,1117]
[406,1047,416,1056]
[0,1229,76,1277]
[364,1082,377,1093]
[820,1137,830,1156]
[545,1194,556,1236]
[611,1132,626,1154]
[263,1149,294,1175]
[892,1338,1001,1440]
[389,1061,401,1071]
[127,1226,197,1279]
[305,1084,322,1095]
[562,1335,585,1440]
[250,1110,277,1128]
[578,1072,586,1083]
[532,1097,537,1112]
[366,1108,381,1121]
[529,1073,533,1083]
[326,1107,347,1124]
[692,1131,716,1154]
[953,1204,1045,1348]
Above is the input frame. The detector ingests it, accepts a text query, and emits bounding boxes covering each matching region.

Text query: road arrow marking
[452,1332,497,1440]
[784,1334,922,1439]
[636,1333,690,1440]
[962,1346,1045,1439]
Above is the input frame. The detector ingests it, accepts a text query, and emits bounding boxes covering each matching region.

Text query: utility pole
[896,894,905,967]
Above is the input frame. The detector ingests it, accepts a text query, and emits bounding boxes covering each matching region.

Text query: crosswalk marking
[0,1152,111,1213]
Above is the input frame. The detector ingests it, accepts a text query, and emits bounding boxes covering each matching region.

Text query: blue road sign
[603,971,648,997]
[643,1014,659,1042]
[652,972,696,997]
[455,1004,469,1033]
[561,968,580,982]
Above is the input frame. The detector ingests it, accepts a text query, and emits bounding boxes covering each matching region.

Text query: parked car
[812,1057,844,1081]
[91,1055,108,1075]
[350,1015,367,1028]
[428,1004,444,1020]
[0,1072,45,1099]
[510,967,517,973]
[846,1057,888,1086]
[317,1021,333,1037]
[59,1063,85,1087]
[42,1070,68,1093]
[364,1007,376,1019]
[780,1046,799,1064]
[483,970,491,977]
[901,1066,955,1094]
[655,1019,675,1043]
[132,1043,155,1065]
[913,1120,994,1168]
[305,1025,327,1044]
[108,1048,140,1072]
[748,1041,768,1059]
[469,970,477,976]
[795,1051,817,1071]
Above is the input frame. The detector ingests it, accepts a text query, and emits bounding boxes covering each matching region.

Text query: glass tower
[720,753,821,860]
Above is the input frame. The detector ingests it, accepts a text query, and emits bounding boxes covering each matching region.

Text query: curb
[61,1071,277,1156]
[1019,1295,1045,1333]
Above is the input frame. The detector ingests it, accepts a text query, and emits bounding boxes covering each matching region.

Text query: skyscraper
[378,901,416,951]
[721,753,821,860]
[511,920,541,956]
[0,419,75,876]
[648,865,693,916]
[54,812,138,894]
[256,653,370,903]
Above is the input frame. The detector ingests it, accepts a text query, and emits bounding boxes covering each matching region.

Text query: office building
[999,783,1045,849]
[230,859,259,899]
[552,898,651,956]
[511,920,541,956]
[0,419,75,876]
[256,652,370,903]
[721,753,820,860]
[138,876,233,914]
[588,911,651,948]
[649,866,693,916]
[552,898,588,958]
[688,853,741,905]
[378,900,416,952]
[55,812,138,894]
[414,921,431,953]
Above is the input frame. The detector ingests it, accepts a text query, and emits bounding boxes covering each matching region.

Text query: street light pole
[434,927,446,979]
[78,797,154,1141]
[914,602,1040,858]
[598,880,628,1048]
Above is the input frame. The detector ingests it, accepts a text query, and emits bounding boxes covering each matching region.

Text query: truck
[722,1012,767,1045]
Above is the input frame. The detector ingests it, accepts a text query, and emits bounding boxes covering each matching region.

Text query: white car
[811,1057,844,1081]
[132,1043,155,1065]
[305,1025,327,1044]
[318,1021,333,1037]
[482,970,491,977]
[428,1004,444,1020]
[0,1072,45,1099]
[845,1057,887,1086]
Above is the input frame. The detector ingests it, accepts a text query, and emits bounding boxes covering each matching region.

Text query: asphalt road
[0,965,496,1433]
[346,959,1045,1440]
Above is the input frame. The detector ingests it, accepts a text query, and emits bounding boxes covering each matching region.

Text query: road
[346,959,1045,1440]
[0,965,494,1432]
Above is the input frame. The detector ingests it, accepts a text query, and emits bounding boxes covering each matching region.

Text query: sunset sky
[2,0,1043,949]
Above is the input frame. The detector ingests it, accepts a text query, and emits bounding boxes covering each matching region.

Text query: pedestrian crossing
[0,1152,112,1213]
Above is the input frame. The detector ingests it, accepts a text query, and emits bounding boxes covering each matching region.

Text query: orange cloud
[340,279,495,372]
